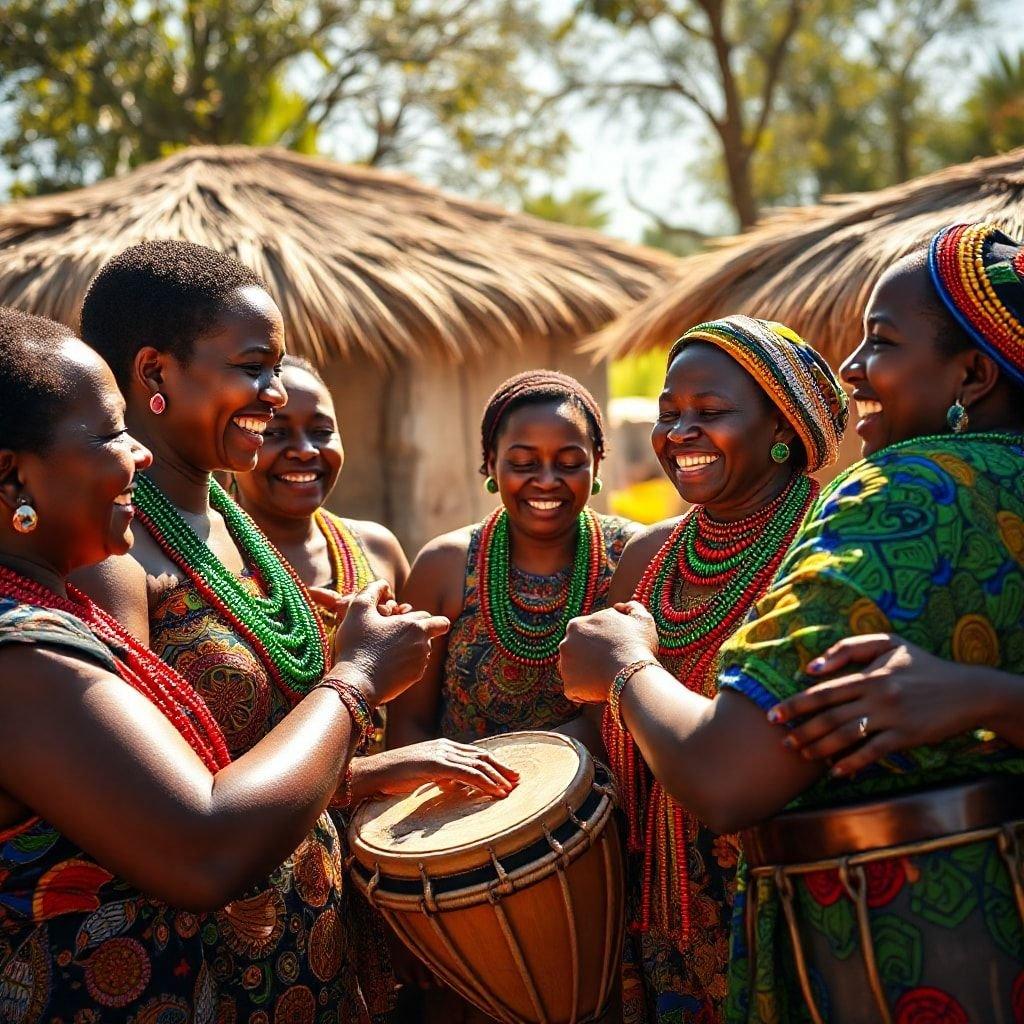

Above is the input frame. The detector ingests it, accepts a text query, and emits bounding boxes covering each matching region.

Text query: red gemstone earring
[149,392,166,415]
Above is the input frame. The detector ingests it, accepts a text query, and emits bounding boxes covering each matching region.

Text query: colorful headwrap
[668,315,848,473]
[928,222,1024,387]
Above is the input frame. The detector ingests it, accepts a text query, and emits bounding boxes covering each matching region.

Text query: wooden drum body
[348,732,625,1024]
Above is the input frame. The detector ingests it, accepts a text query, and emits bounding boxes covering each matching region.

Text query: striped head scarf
[668,315,848,472]
[929,222,1024,388]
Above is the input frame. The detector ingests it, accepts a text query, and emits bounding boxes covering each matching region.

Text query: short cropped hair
[80,239,266,389]
[0,308,76,452]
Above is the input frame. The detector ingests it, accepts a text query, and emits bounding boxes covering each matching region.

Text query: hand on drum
[559,601,659,704]
[767,633,977,777]
[331,579,450,707]
[363,740,519,800]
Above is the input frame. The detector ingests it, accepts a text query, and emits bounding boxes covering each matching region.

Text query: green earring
[770,442,791,464]
[485,476,499,494]
[591,478,603,496]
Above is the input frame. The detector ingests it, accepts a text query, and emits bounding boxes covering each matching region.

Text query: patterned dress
[149,572,372,1024]
[315,511,395,1024]
[718,434,1024,1023]
[0,600,217,1023]
[440,513,637,740]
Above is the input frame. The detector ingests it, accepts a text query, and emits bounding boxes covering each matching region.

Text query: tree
[562,0,981,230]
[522,188,611,228]
[0,0,567,197]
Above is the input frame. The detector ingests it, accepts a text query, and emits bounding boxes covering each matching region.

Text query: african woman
[559,225,1024,1022]
[71,241,514,1022]
[574,317,847,1024]
[389,370,638,752]
[232,354,517,1012]
[0,307,445,1021]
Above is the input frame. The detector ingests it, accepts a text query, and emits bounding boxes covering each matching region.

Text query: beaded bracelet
[315,676,376,749]
[329,763,355,810]
[609,659,659,730]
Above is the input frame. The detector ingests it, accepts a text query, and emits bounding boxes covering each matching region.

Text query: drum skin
[348,732,625,1024]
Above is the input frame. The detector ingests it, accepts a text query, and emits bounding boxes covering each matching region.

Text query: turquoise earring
[946,398,969,434]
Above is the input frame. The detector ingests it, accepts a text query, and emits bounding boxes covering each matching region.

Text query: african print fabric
[440,513,636,740]
[718,433,1024,1023]
[149,573,372,1024]
[316,514,395,1024]
[0,600,217,1023]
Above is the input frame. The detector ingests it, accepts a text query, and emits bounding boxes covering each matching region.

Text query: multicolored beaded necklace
[0,565,230,772]
[477,506,605,665]
[134,474,329,705]
[315,510,375,595]
[602,472,818,948]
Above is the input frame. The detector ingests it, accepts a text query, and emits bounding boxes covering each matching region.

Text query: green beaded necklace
[134,474,328,702]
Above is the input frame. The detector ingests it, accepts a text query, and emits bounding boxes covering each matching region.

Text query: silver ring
[857,715,869,738]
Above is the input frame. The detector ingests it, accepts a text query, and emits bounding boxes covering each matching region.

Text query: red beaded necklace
[603,474,818,948]
[0,566,230,772]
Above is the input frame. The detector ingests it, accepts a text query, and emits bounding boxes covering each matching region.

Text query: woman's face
[233,364,343,521]
[489,400,596,541]
[841,260,967,457]
[652,342,793,516]
[145,285,288,473]
[7,340,152,573]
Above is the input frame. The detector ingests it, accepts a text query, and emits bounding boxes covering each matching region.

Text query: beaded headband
[669,315,848,473]
[928,222,1024,388]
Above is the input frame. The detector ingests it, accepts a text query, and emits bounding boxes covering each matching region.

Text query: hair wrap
[480,370,606,473]
[669,315,848,472]
[928,222,1024,387]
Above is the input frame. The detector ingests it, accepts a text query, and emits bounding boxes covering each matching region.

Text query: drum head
[349,732,594,879]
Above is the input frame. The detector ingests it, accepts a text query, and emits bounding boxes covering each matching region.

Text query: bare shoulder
[608,517,681,600]
[343,517,409,588]
[402,525,476,617]
[70,548,152,643]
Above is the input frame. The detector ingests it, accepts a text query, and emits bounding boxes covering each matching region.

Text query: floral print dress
[149,573,372,1024]
[0,600,217,1024]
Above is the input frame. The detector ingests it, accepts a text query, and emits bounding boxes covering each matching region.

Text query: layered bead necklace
[477,506,605,665]
[602,472,818,948]
[134,474,329,705]
[0,566,230,772]
[314,510,375,596]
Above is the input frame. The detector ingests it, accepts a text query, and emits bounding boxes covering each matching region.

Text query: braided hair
[479,370,606,475]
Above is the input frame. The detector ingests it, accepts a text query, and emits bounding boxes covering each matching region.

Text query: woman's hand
[331,580,450,707]
[311,584,412,651]
[559,601,659,704]
[352,740,519,801]
[767,634,978,776]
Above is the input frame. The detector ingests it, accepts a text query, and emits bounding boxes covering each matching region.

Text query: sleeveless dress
[440,513,638,740]
[0,599,217,1023]
[149,572,372,1024]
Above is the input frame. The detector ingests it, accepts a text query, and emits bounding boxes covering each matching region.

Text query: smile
[233,416,268,437]
[113,492,135,507]
[278,472,321,483]
[675,454,719,470]
[856,399,882,417]
[526,500,565,511]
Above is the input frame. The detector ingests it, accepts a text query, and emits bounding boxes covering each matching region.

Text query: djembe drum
[348,732,625,1024]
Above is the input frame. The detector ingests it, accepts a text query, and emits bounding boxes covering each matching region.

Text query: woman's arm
[559,603,821,834]
[388,533,468,748]
[767,634,1024,774]
[0,583,448,911]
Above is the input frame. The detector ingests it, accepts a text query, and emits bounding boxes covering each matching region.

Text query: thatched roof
[588,147,1024,364]
[0,146,679,364]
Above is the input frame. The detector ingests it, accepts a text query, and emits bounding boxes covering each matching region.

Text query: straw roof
[588,147,1024,364]
[0,146,679,364]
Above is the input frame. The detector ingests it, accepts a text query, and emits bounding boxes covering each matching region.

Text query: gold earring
[12,502,38,534]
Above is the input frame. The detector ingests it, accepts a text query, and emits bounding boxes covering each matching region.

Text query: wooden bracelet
[609,659,659,730]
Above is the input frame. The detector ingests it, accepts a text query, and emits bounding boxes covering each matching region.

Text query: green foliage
[610,349,670,399]
[522,188,610,228]
[0,0,567,197]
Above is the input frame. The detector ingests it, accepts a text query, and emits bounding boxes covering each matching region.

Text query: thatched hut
[589,147,1024,366]
[0,146,678,553]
